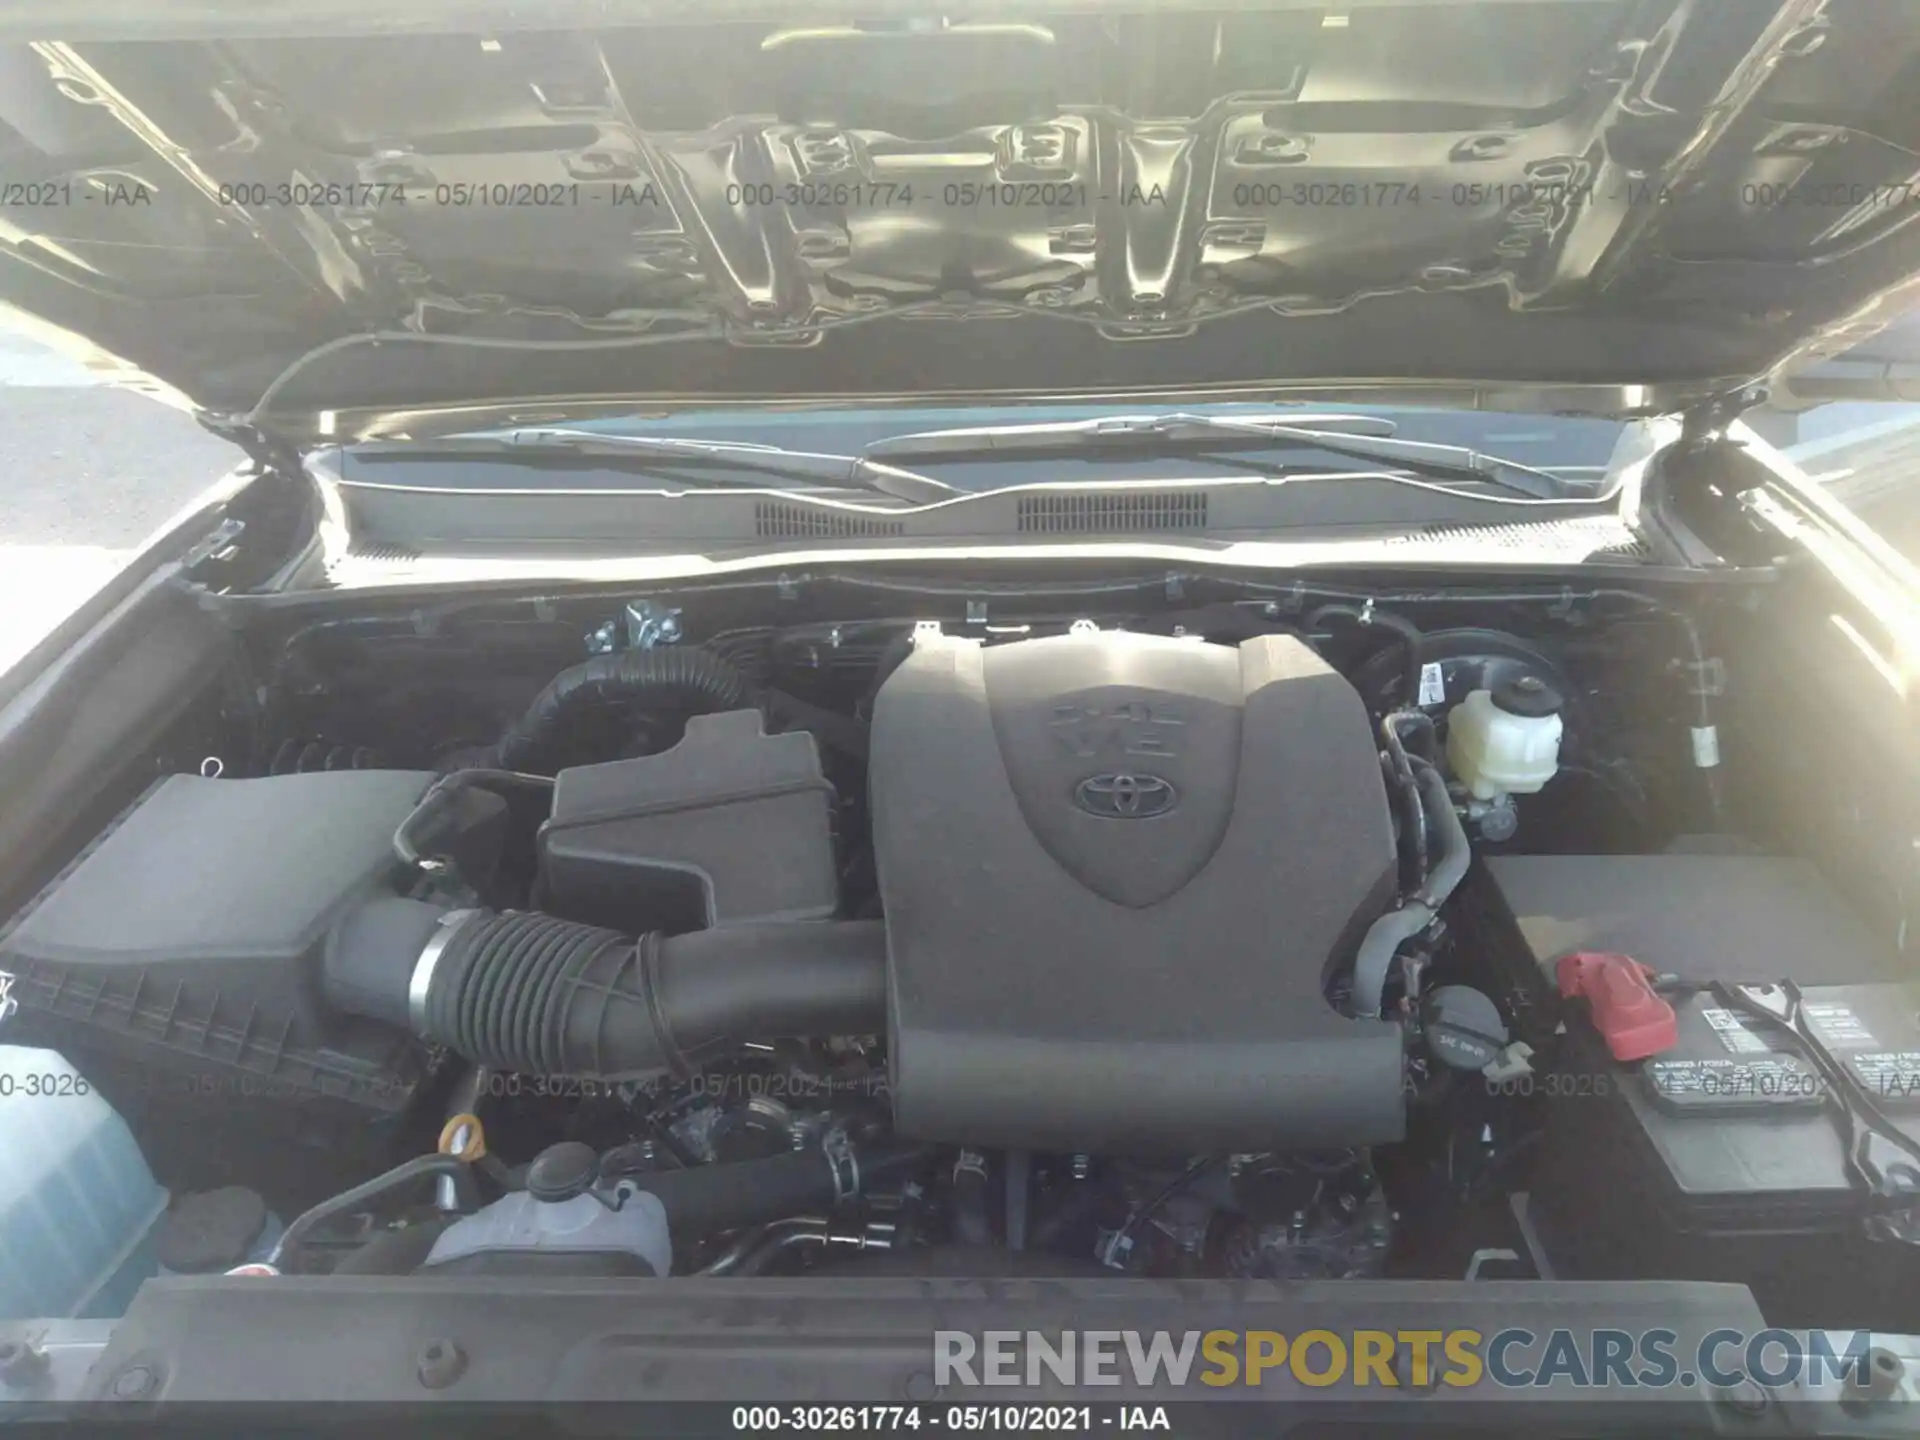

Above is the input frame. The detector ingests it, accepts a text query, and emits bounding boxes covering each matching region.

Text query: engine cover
[870,628,1405,1154]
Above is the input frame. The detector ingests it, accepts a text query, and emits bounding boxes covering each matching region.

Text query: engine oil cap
[525,1141,601,1203]
[1421,985,1510,1071]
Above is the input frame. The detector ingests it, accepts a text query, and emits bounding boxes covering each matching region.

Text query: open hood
[5,0,1920,443]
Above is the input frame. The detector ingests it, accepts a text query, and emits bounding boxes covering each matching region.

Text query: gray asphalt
[0,382,238,549]
[0,334,239,668]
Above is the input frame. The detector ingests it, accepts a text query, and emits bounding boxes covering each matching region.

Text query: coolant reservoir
[0,1046,166,1319]
[1446,675,1564,801]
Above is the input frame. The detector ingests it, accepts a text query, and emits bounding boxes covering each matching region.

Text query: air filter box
[0,771,436,1116]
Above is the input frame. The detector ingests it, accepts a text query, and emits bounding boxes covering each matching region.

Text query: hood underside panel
[4,1,1920,437]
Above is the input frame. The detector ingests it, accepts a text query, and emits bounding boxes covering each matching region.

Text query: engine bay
[4,574,1917,1323]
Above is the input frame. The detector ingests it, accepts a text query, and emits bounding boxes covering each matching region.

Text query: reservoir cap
[525,1141,601,1204]
[1491,674,1564,718]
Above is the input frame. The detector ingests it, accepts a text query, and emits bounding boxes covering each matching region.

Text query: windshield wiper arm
[861,413,1572,498]
[358,428,960,503]
[864,412,1393,458]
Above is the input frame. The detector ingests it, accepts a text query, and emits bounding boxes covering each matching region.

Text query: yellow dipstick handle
[439,1112,487,1161]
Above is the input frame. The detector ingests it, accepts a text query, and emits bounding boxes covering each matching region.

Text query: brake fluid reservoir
[1446,675,1563,800]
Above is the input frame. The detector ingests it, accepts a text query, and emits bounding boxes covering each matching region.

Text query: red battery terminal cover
[1555,951,1679,1062]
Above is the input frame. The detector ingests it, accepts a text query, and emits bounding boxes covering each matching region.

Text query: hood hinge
[198,413,305,481]
[179,517,248,574]
[1679,384,1769,447]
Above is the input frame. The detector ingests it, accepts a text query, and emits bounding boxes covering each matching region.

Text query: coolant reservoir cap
[1491,674,1564,718]
[525,1141,601,1203]
[154,1187,270,1273]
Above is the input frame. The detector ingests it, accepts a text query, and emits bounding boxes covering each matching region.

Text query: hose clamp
[823,1128,860,1203]
[409,909,482,1032]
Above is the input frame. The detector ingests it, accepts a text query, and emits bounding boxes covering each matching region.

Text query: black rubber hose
[1379,752,1426,893]
[1350,758,1474,1019]
[495,648,754,772]
[951,1153,993,1247]
[703,1218,835,1276]
[644,1145,926,1242]
[272,1153,481,1273]
[1379,711,1431,887]
[332,1214,459,1275]
[1387,709,1439,766]
[865,630,916,707]
[1307,604,1426,711]
[392,912,888,1080]
[649,1151,841,1238]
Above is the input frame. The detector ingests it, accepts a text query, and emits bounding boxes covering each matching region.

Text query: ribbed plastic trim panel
[1016,491,1208,534]
[1386,515,1649,559]
[754,502,905,538]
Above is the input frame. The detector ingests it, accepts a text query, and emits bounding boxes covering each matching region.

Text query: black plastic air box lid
[540,708,838,931]
[0,769,436,1076]
[1,771,434,972]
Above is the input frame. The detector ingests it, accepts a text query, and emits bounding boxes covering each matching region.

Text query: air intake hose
[495,648,754,772]
[326,906,888,1079]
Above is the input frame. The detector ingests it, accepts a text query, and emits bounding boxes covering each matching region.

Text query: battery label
[1848,1051,1920,1104]
[1699,1006,1777,1055]
[1802,1001,1877,1049]
[1647,1055,1826,1109]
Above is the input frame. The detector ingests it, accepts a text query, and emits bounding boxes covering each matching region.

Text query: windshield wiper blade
[861,412,1572,498]
[358,428,960,503]
[863,412,1395,458]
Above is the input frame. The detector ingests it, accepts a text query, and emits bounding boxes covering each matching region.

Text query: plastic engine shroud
[869,629,1406,1154]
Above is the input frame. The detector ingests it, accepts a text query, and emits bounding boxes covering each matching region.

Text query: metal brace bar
[180,518,246,572]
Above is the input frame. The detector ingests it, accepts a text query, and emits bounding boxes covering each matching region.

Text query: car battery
[1530,981,1920,1325]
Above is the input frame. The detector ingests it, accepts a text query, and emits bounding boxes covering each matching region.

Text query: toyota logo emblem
[1074,772,1178,819]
